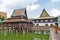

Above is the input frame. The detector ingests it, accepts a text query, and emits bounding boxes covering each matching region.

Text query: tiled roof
[12,8,26,17]
[3,8,30,23]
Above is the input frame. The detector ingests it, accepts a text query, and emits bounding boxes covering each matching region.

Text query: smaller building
[31,9,56,34]
[0,12,7,18]
[31,9,55,26]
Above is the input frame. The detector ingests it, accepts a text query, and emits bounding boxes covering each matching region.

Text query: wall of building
[34,22,55,26]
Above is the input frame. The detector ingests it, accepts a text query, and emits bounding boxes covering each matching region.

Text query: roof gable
[11,8,27,18]
[40,9,50,18]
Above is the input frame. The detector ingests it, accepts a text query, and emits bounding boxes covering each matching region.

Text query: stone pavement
[49,28,59,40]
[56,31,60,40]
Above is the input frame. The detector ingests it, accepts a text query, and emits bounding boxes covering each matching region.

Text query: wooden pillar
[27,28,28,32]
[23,28,25,34]
[7,26,9,32]
[2,23,4,30]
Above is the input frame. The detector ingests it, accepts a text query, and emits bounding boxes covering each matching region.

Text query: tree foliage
[0,15,5,26]
[55,17,58,22]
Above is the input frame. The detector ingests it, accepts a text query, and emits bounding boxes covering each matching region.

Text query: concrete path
[56,31,60,40]
[49,28,59,40]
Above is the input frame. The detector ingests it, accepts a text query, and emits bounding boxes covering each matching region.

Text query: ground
[0,32,49,40]
[56,31,60,40]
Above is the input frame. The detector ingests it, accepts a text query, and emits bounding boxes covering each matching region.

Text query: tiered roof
[3,8,30,23]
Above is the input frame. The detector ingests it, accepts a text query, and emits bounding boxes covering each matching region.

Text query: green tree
[0,16,5,26]
[55,17,58,22]
[1,16,5,21]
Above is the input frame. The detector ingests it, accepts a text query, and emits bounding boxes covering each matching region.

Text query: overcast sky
[0,0,60,18]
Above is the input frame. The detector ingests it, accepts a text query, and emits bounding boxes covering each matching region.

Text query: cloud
[26,4,40,18]
[50,8,60,17]
[51,0,60,3]
[27,4,40,11]
[0,0,38,18]
[1,0,38,9]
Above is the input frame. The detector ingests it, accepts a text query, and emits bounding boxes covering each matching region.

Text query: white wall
[34,23,55,26]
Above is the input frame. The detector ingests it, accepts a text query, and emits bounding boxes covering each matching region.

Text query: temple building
[31,9,56,34]
[0,8,57,34]
[2,8,32,33]
[31,9,55,26]
[0,12,7,26]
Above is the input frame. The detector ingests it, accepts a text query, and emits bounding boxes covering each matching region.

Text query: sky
[0,0,60,18]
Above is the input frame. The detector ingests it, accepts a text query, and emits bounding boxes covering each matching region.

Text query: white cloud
[50,8,60,17]
[0,0,38,18]
[1,0,38,9]
[51,0,60,3]
[27,4,40,11]
[26,0,38,4]
[26,4,40,18]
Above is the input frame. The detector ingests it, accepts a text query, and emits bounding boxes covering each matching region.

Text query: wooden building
[0,8,56,33]
[2,8,32,33]
[31,9,55,26]
[31,9,55,34]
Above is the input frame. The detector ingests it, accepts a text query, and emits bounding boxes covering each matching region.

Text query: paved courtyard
[50,28,60,40]
[56,31,60,40]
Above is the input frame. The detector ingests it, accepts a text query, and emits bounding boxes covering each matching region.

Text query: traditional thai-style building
[31,9,56,34]
[31,9,55,26]
[0,8,57,34]
[2,8,32,33]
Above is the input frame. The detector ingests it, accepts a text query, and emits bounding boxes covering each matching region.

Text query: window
[45,20,48,22]
[50,20,53,22]
[45,24,48,26]
[36,20,38,23]
[36,24,39,26]
[50,24,53,26]
[41,20,43,22]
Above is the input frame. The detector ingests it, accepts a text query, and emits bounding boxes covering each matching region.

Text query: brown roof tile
[12,8,26,16]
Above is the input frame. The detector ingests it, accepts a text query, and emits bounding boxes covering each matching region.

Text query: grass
[0,32,49,40]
